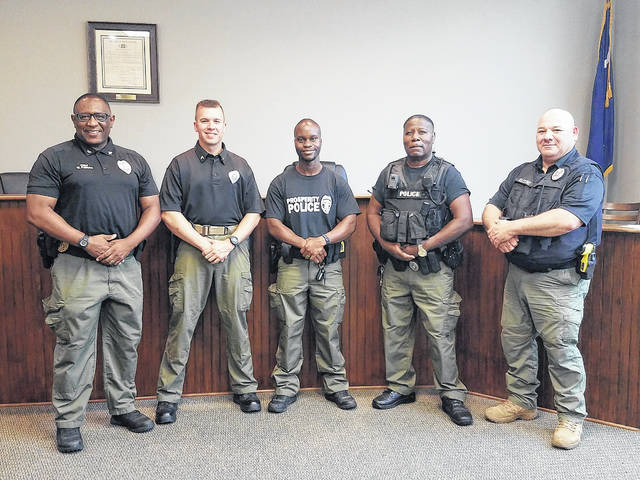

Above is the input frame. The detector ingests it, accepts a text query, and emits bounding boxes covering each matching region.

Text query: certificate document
[94,29,152,95]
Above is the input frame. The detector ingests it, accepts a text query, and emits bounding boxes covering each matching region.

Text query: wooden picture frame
[88,22,159,103]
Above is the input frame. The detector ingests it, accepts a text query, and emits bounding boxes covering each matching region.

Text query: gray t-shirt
[265,164,360,238]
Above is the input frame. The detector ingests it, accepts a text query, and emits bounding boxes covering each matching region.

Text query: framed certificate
[88,22,159,103]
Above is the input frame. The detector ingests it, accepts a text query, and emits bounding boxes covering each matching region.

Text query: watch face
[79,235,89,247]
[230,235,239,246]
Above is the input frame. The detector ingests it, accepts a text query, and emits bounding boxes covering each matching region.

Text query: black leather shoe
[325,390,357,410]
[442,397,473,426]
[110,410,155,433]
[56,427,83,453]
[155,401,178,424]
[267,394,297,413]
[233,393,261,413]
[372,389,416,409]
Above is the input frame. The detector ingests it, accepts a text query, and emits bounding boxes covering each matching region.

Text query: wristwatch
[229,235,239,247]
[322,234,331,245]
[417,243,427,257]
[78,234,90,249]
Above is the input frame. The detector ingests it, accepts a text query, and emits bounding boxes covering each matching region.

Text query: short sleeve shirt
[265,164,360,238]
[27,136,158,238]
[160,142,264,225]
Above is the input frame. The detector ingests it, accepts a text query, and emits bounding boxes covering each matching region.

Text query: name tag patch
[515,177,533,186]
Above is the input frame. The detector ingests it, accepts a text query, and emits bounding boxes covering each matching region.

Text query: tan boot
[552,419,583,450]
[485,400,538,423]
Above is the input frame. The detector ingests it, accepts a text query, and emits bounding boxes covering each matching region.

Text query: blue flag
[586,0,614,176]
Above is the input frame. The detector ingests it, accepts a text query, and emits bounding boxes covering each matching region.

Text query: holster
[575,244,597,280]
[36,231,59,269]
[281,243,293,264]
[132,240,147,262]
[441,239,464,269]
[269,241,281,274]
[372,240,389,265]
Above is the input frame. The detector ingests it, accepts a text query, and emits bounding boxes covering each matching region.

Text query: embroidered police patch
[117,160,132,174]
[228,170,240,184]
[551,168,565,181]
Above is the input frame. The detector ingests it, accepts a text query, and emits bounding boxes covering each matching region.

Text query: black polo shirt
[27,136,158,239]
[160,142,264,225]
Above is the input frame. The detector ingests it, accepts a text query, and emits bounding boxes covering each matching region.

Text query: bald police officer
[155,99,263,422]
[483,109,604,449]
[367,114,474,426]
[265,118,359,413]
[27,93,160,453]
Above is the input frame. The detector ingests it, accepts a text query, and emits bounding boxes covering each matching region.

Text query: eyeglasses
[73,112,111,122]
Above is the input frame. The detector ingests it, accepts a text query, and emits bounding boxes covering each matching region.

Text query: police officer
[483,109,604,450]
[265,118,360,413]
[26,93,160,453]
[366,114,474,426]
[155,99,263,422]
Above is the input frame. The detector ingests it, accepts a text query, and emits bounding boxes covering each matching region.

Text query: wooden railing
[1,197,638,427]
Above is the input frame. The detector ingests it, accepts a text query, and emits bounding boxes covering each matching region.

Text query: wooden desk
[1,196,639,427]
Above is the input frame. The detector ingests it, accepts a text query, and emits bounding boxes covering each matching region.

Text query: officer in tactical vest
[483,109,604,450]
[265,118,360,413]
[366,114,474,426]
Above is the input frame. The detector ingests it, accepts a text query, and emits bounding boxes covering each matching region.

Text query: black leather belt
[61,244,93,260]
[512,260,575,273]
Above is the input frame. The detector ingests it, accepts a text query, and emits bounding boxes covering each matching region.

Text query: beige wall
[608,0,640,202]
[3,0,629,216]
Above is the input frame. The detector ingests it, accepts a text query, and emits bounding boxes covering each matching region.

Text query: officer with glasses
[26,93,160,453]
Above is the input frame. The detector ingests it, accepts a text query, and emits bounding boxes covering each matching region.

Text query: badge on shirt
[228,170,240,184]
[117,160,132,175]
[551,168,565,181]
[76,163,94,170]
[320,195,332,214]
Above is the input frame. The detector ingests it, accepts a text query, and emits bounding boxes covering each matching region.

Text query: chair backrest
[0,172,29,195]
[602,202,640,225]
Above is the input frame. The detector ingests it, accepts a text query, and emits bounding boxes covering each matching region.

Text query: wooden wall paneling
[135,225,171,396]
[341,204,385,387]
[2,198,639,428]
[454,227,509,398]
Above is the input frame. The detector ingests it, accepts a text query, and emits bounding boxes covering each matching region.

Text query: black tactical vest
[503,154,601,256]
[380,156,452,244]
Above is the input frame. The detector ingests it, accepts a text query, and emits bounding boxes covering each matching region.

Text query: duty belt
[192,224,237,236]
[511,259,575,273]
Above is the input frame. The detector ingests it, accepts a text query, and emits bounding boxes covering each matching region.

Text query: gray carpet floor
[1,388,638,480]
